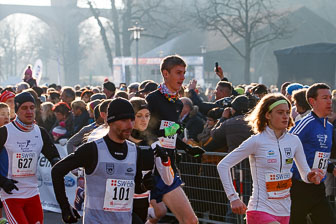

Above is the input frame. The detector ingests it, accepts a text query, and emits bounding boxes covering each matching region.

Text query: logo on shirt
[317,134,328,149]
[267,159,277,163]
[286,158,293,164]
[284,148,292,158]
[267,150,276,157]
[106,163,115,175]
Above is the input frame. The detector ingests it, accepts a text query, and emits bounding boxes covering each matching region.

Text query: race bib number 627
[12,152,38,177]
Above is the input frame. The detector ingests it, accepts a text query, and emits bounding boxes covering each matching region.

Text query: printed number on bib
[12,152,38,177]
[312,151,330,174]
[158,120,177,149]
[103,179,134,212]
[265,172,292,199]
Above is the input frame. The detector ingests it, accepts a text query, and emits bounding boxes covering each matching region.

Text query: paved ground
[1,210,82,224]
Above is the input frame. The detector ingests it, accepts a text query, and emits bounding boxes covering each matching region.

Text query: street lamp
[128,23,144,82]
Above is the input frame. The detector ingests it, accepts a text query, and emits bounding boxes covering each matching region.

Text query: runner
[0,103,10,224]
[217,93,323,224]
[146,55,205,224]
[51,98,154,223]
[129,97,174,223]
[0,92,61,224]
[289,83,336,223]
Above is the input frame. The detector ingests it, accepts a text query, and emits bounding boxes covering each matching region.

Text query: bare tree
[87,0,187,83]
[194,0,292,83]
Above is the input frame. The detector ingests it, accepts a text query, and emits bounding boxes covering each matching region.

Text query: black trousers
[290,179,336,224]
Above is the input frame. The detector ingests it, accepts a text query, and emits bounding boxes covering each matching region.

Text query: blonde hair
[245,93,293,134]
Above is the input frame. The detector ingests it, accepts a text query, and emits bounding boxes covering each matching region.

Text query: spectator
[80,90,94,103]
[115,90,129,100]
[16,82,29,94]
[52,102,74,141]
[60,86,76,107]
[292,89,311,122]
[40,102,56,133]
[22,65,37,88]
[251,84,268,99]
[102,81,116,99]
[179,97,205,141]
[197,108,222,146]
[90,93,106,101]
[48,91,61,104]
[87,99,102,124]
[187,79,233,116]
[138,82,158,98]
[127,82,140,94]
[0,90,16,121]
[285,83,304,120]
[280,81,291,96]
[71,100,90,133]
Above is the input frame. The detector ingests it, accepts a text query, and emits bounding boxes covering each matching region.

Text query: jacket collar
[264,126,286,140]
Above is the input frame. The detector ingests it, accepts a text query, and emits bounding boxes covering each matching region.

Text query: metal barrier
[171,151,336,224]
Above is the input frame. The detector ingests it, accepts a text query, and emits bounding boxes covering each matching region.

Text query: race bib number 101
[12,152,38,177]
[103,179,134,212]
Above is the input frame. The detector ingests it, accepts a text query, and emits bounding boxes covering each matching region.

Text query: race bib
[103,179,134,212]
[12,152,38,177]
[312,151,330,174]
[265,172,292,199]
[158,120,177,149]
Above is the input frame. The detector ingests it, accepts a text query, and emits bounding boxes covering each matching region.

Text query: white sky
[0,0,114,8]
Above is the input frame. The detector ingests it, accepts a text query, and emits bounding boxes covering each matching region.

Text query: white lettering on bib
[158,120,177,149]
[12,152,38,177]
[312,151,330,174]
[103,179,134,212]
[265,172,292,199]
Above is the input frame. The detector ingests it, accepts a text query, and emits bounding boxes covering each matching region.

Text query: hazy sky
[0,0,114,8]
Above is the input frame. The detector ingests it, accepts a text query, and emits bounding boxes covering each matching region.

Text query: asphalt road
[1,210,82,224]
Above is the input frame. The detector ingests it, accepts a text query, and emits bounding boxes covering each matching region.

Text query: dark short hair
[217,81,232,93]
[160,55,187,73]
[103,81,116,92]
[99,99,112,113]
[49,91,60,100]
[292,89,311,112]
[61,87,76,100]
[306,83,330,103]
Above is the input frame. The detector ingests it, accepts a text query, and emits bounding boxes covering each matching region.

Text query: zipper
[277,139,282,173]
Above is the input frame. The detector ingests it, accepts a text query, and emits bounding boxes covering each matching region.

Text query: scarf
[158,83,179,103]
[13,117,34,132]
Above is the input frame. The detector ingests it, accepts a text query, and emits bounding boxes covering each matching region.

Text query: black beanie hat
[231,95,249,114]
[107,98,135,124]
[15,92,36,112]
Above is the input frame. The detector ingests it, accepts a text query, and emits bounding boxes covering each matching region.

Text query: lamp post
[128,23,144,82]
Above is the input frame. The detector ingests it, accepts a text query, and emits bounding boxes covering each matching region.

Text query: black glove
[184,145,205,158]
[0,176,19,194]
[61,204,81,223]
[141,171,155,191]
[154,145,169,163]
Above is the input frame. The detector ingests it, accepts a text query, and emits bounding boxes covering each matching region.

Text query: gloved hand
[0,177,19,194]
[61,204,81,223]
[184,145,205,158]
[154,145,169,163]
[141,171,155,191]
[164,123,180,137]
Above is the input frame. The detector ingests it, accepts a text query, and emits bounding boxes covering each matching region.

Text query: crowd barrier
[36,145,336,223]
[174,151,336,224]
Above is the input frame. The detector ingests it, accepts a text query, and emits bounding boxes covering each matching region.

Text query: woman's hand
[230,199,247,215]
[307,168,324,185]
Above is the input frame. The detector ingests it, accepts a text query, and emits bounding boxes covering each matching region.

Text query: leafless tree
[194,0,292,83]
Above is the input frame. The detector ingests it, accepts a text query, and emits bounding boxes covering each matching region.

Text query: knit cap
[0,90,15,103]
[14,92,36,112]
[107,98,135,124]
